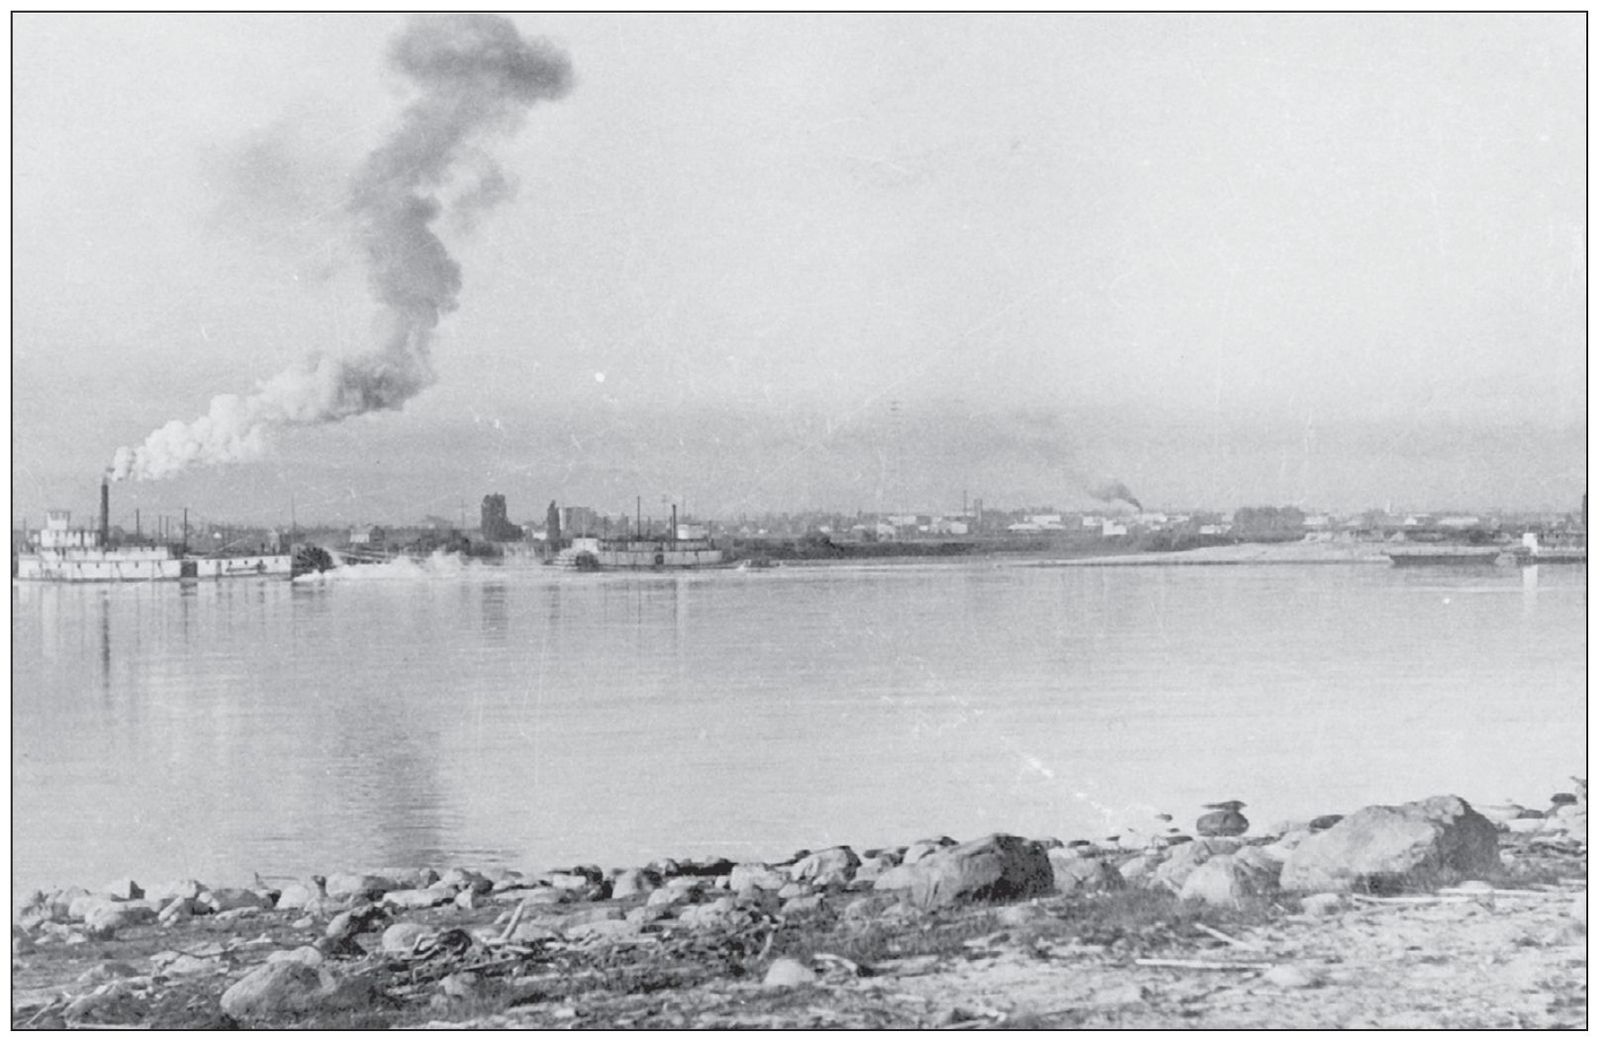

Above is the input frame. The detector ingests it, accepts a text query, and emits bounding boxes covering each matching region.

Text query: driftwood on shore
[1135,957,1276,971]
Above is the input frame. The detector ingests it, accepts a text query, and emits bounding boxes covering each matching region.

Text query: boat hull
[1385,550,1501,567]
[1513,549,1587,565]
[14,551,292,582]
[593,546,726,569]
[564,538,726,569]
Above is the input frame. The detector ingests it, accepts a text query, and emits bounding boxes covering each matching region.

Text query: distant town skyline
[12,14,1586,527]
[18,483,1584,542]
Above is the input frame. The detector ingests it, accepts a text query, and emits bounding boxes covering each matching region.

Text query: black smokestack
[1088,478,1142,511]
[100,478,110,547]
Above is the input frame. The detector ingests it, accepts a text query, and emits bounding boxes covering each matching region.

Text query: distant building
[561,506,599,535]
[1102,520,1128,537]
[480,494,523,542]
[349,525,385,545]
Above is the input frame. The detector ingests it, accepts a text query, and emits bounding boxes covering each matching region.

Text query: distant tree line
[1231,505,1308,541]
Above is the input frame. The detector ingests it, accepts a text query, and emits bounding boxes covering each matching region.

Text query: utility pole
[636,496,642,540]
[182,508,189,554]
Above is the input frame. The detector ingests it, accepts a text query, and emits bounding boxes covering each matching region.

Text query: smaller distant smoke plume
[111,14,572,482]
[1088,478,1142,511]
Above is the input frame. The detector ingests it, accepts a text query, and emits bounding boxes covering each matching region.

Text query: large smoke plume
[110,15,572,481]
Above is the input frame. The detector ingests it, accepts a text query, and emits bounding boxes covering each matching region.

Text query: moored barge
[1385,546,1502,567]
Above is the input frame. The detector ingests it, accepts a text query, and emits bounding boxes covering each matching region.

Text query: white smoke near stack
[110,15,572,482]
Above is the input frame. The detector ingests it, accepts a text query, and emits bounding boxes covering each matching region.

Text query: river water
[11,557,1586,897]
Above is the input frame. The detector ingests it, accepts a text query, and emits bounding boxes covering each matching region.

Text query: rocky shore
[12,785,1586,1029]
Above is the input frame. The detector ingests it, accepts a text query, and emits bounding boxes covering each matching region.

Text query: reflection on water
[99,595,111,693]
[11,561,1586,896]
[480,582,508,642]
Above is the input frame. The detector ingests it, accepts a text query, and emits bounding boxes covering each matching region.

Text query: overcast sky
[12,13,1585,528]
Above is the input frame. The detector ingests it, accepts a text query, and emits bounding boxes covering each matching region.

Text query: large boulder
[380,921,433,955]
[728,864,787,897]
[762,957,817,988]
[201,888,274,913]
[15,893,69,932]
[382,888,454,911]
[788,846,861,888]
[67,893,119,922]
[1117,855,1157,885]
[219,961,374,1020]
[83,901,158,939]
[679,896,742,929]
[1279,795,1500,894]
[274,880,322,913]
[1261,829,1311,863]
[1151,840,1220,892]
[608,868,657,900]
[429,868,492,895]
[852,855,897,886]
[873,834,1052,910]
[539,871,596,892]
[146,878,207,903]
[900,837,957,865]
[1046,848,1122,894]
[376,867,439,890]
[1178,853,1280,907]
[645,885,694,910]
